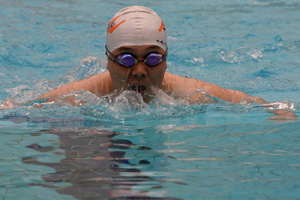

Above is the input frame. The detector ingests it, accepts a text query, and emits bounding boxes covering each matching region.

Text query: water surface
[1,0,300,199]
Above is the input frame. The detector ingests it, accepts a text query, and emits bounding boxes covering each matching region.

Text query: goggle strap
[105,48,117,63]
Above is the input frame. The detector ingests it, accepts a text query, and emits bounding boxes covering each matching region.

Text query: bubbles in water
[114,91,148,111]
[247,49,263,60]
[266,101,296,111]
[69,56,105,81]
[75,88,208,123]
[220,49,242,63]
[150,87,179,106]
[4,79,51,103]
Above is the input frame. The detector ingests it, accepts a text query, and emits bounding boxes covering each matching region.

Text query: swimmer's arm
[163,72,297,120]
[32,71,112,105]
[1,72,112,108]
[188,77,297,120]
[163,72,263,103]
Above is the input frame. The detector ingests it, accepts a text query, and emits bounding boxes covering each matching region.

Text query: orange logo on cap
[107,15,126,34]
[158,21,166,32]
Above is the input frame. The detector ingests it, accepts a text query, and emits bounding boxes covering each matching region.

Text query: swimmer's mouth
[130,84,146,95]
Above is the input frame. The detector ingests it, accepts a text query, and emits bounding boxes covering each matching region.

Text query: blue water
[1,0,300,199]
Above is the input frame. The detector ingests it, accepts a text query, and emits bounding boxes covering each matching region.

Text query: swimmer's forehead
[113,45,165,54]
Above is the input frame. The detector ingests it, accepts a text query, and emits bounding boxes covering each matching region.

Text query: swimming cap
[106,6,167,52]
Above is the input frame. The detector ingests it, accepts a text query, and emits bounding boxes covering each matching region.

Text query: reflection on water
[22,128,182,200]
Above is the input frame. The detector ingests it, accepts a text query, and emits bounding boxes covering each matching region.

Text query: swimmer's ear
[106,60,113,71]
[106,63,110,70]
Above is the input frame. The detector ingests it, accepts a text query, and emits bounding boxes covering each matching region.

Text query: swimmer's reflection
[22,128,182,200]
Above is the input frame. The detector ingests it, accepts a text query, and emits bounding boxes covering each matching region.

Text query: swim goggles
[105,45,168,68]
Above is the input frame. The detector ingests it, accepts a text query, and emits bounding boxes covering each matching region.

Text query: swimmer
[3,6,297,120]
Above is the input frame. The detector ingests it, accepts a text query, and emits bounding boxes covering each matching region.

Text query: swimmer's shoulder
[162,71,208,88]
[37,71,113,100]
[162,72,258,103]
[161,72,179,93]
[86,71,114,96]
[162,72,207,96]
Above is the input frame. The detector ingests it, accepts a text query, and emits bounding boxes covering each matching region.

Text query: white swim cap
[106,6,167,52]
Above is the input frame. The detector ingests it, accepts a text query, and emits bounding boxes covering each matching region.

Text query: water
[1,0,300,199]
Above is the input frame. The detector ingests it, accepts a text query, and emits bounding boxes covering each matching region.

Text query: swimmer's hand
[0,95,85,110]
[25,95,85,107]
[0,98,46,109]
[241,98,297,122]
[269,109,298,121]
[0,98,18,109]
[265,101,297,121]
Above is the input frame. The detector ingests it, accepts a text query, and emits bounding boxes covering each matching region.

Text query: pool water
[1,0,300,199]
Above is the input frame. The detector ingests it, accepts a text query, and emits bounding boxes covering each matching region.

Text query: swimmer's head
[106,6,167,52]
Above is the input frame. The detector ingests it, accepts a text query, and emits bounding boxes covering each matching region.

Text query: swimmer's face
[106,45,167,102]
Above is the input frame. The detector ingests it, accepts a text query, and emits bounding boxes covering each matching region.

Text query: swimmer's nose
[131,62,147,78]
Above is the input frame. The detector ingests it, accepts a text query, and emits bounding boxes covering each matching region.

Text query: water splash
[265,100,296,111]
[78,89,207,122]
[68,56,106,81]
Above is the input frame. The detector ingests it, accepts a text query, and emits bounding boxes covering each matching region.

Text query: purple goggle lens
[116,53,164,68]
